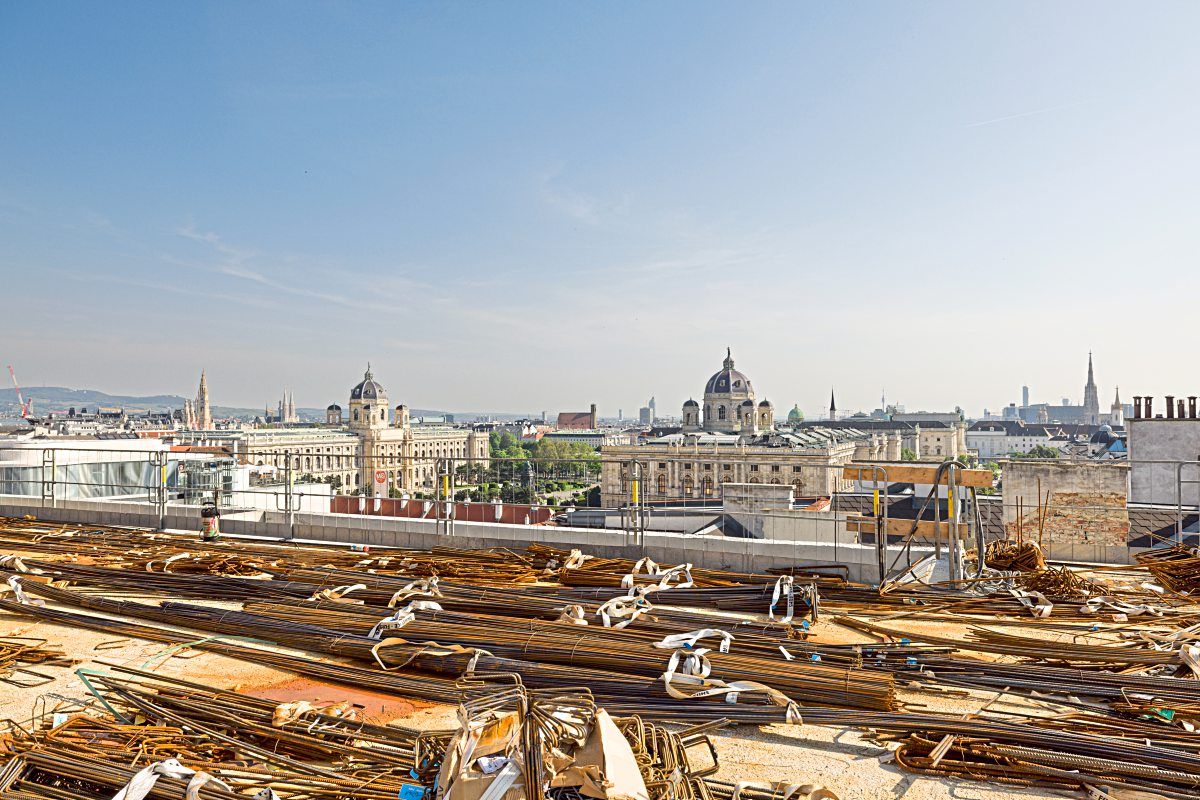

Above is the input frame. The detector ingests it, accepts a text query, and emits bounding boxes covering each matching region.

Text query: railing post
[40,448,48,509]
[284,459,295,540]
[947,464,961,582]
[157,451,168,531]
[41,448,57,509]
[1177,461,1185,546]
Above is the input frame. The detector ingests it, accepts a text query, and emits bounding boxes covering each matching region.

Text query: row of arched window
[623,472,808,498]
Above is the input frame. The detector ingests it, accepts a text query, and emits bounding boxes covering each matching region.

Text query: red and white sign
[373,469,388,497]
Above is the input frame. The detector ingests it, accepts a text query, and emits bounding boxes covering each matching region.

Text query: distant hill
[0,386,185,414]
[0,386,484,421]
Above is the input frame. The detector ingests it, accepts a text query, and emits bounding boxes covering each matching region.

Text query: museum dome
[704,348,754,396]
[350,366,386,401]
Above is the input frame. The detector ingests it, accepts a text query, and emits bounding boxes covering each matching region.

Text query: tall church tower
[828,388,838,423]
[1110,387,1124,427]
[196,370,213,430]
[1082,352,1100,425]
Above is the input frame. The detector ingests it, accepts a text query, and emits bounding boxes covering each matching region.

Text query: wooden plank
[847,515,969,540]
[843,463,994,488]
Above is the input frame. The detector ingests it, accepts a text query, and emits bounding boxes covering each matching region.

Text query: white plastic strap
[6,577,45,607]
[561,549,593,570]
[1181,644,1200,678]
[660,666,797,714]
[620,557,662,588]
[556,604,589,625]
[309,583,367,602]
[664,648,713,680]
[654,628,733,654]
[657,564,694,590]
[597,595,651,629]
[1008,589,1053,618]
[368,600,443,639]
[154,553,191,573]
[386,578,442,607]
[111,758,230,800]
[1080,596,1163,618]
[770,576,795,624]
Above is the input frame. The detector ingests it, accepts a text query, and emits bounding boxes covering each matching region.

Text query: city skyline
[2,350,1123,421]
[3,4,1198,412]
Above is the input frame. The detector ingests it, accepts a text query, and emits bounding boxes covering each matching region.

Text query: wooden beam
[843,463,994,488]
[847,515,969,540]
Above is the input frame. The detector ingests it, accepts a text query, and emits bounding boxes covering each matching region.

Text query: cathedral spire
[829,387,837,421]
[1082,351,1100,425]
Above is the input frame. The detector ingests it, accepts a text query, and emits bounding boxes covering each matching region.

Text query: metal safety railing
[7,445,1199,581]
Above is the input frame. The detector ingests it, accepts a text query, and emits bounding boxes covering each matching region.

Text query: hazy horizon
[3,3,1197,416]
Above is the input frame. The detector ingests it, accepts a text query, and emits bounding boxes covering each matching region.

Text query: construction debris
[6,515,1200,798]
[1137,545,1200,595]
[984,539,1047,571]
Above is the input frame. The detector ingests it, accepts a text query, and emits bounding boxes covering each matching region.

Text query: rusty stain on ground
[243,674,438,723]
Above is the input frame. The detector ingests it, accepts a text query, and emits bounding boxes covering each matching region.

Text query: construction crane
[7,365,32,418]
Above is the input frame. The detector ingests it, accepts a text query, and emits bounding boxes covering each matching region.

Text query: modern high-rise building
[638,396,657,425]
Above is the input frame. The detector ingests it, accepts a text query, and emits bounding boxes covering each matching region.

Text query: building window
[658,462,667,469]
[771,465,780,473]
[723,464,731,471]
[353,409,360,422]
[703,464,712,471]
[702,477,714,496]
[683,462,693,470]
[792,465,802,472]
[656,474,667,495]
[718,405,726,420]
[750,464,759,472]
[770,478,781,485]
[793,478,805,494]
[749,476,760,484]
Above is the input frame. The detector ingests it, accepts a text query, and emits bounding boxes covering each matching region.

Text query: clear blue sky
[2,2,1197,416]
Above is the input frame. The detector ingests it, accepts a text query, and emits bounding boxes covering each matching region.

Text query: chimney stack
[1180,398,1188,420]
[1145,396,1154,418]
[1167,396,1176,419]
[1133,396,1143,419]
[1190,397,1197,419]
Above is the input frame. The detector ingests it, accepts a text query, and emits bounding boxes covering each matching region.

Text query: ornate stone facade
[603,351,857,506]
[681,349,773,435]
[207,367,488,495]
